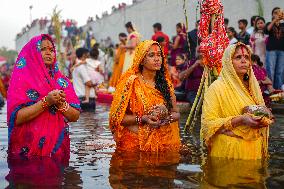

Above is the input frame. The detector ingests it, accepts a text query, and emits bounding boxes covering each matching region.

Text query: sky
[0,0,132,50]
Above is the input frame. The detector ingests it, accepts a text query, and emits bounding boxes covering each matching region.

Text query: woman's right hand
[141,115,160,128]
[46,90,62,106]
[241,114,263,128]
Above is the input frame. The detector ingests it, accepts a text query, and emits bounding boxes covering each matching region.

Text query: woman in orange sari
[109,33,127,88]
[109,40,181,152]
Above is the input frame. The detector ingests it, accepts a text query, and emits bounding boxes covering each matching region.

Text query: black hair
[139,44,173,109]
[254,17,266,32]
[238,19,248,27]
[93,43,100,49]
[176,53,186,60]
[224,18,229,25]
[156,36,165,43]
[153,23,162,31]
[250,15,259,26]
[41,35,53,44]
[119,32,127,37]
[227,27,237,38]
[76,48,89,59]
[176,23,182,29]
[155,63,173,109]
[251,54,263,67]
[90,47,99,60]
[125,21,134,30]
[272,7,280,15]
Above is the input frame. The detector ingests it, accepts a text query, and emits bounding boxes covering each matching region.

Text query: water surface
[0,103,284,188]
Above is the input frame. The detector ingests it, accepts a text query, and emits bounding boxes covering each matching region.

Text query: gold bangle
[57,102,70,113]
[41,96,49,110]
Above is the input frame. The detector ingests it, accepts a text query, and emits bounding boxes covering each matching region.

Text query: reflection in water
[6,155,69,188]
[109,150,180,189]
[201,157,268,189]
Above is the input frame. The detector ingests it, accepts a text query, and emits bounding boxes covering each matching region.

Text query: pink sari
[7,34,80,157]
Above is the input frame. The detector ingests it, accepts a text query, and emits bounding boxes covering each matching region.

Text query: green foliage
[51,6,64,71]
[0,47,18,64]
[256,0,264,17]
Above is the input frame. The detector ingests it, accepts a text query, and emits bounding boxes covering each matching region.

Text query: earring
[243,73,249,81]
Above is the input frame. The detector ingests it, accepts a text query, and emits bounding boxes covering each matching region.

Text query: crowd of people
[4,4,284,188]
[107,7,283,108]
[49,6,284,109]
[11,5,284,109]
[110,7,284,108]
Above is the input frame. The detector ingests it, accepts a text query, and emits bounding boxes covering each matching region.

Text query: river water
[0,103,283,188]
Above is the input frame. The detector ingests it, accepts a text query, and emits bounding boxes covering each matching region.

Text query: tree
[0,47,18,64]
[51,6,64,71]
[256,0,264,17]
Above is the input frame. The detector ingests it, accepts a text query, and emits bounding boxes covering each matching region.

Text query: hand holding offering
[148,104,171,126]
[243,105,274,126]
[148,104,169,120]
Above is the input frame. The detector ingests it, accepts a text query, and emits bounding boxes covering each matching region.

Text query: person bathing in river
[7,34,80,158]
[109,40,181,152]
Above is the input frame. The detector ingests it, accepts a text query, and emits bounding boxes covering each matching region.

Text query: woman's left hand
[56,90,67,107]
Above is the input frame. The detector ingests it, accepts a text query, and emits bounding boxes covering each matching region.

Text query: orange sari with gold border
[109,40,181,152]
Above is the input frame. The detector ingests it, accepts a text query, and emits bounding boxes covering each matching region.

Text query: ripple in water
[0,103,284,188]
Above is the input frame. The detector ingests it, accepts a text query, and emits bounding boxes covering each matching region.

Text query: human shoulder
[75,63,87,70]
[161,31,169,38]
[206,78,226,95]
[74,64,88,76]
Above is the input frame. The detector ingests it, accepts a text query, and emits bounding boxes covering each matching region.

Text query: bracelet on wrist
[169,114,174,123]
[57,101,70,113]
[41,96,49,110]
[135,115,142,125]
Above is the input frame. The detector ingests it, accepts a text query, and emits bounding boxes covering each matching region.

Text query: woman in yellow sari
[122,22,141,74]
[201,42,273,160]
[109,40,181,152]
[109,33,127,88]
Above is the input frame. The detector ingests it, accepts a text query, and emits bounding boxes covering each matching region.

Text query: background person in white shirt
[247,15,259,35]
[72,48,96,102]
[227,27,238,45]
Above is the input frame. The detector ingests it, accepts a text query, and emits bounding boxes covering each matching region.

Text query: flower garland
[198,0,229,74]
[185,0,229,131]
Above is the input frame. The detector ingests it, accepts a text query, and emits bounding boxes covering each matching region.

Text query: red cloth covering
[97,92,113,104]
[198,0,229,73]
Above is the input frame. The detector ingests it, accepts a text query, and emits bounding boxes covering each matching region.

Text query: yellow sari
[201,44,269,160]
[109,43,126,88]
[122,31,141,74]
[109,40,181,152]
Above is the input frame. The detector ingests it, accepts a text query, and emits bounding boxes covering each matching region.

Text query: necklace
[141,74,155,87]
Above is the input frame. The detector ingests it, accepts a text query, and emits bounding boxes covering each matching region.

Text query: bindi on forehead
[235,46,248,55]
[241,46,246,56]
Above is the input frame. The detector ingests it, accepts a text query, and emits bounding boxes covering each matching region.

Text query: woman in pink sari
[7,34,80,158]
